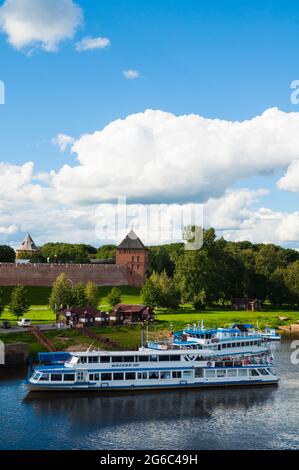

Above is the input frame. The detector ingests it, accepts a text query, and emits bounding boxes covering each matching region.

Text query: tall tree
[85,282,99,308]
[72,282,88,307]
[106,287,122,307]
[0,288,5,318]
[49,273,73,311]
[9,285,30,318]
[0,245,15,263]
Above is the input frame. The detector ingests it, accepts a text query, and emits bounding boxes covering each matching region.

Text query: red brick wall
[0,263,131,287]
[116,249,148,288]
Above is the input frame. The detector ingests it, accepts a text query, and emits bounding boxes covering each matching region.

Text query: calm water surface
[0,340,299,450]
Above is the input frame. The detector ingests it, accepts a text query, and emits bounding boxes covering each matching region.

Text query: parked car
[17,318,31,327]
[1,321,11,329]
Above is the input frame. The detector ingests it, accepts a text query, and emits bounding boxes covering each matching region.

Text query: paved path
[0,324,66,334]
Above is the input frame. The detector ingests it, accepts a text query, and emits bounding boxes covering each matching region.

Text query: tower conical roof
[117,229,146,250]
[17,233,38,252]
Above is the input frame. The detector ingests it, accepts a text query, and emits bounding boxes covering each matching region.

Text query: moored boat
[27,347,279,392]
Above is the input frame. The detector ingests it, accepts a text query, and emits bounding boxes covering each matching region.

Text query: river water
[0,340,299,450]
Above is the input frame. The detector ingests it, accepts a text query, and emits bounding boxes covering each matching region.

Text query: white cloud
[0,0,83,52]
[2,108,299,247]
[49,107,299,205]
[123,69,140,80]
[52,133,75,152]
[75,36,110,51]
[277,160,299,192]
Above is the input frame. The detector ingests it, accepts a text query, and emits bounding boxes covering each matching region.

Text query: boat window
[222,343,227,349]
[236,343,241,347]
[238,369,248,377]
[205,370,215,378]
[194,368,203,378]
[224,361,233,367]
[170,355,181,361]
[88,356,98,363]
[226,344,231,349]
[80,356,87,363]
[218,345,221,350]
[216,370,226,378]
[51,374,62,381]
[159,355,170,362]
[125,372,136,380]
[139,356,149,362]
[77,372,84,381]
[100,356,111,363]
[33,371,41,380]
[183,371,193,379]
[258,368,269,375]
[149,371,159,379]
[150,355,158,362]
[113,373,124,381]
[172,371,182,379]
[112,356,123,363]
[250,369,260,376]
[101,373,112,381]
[227,370,237,377]
[39,373,49,381]
[160,371,171,379]
[137,372,148,380]
[123,356,135,363]
[64,374,75,381]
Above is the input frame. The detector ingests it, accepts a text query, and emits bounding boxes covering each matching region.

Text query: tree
[0,245,15,263]
[85,282,99,308]
[141,278,161,309]
[284,261,299,306]
[72,282,88,307]
[96,245,116,260]
[0,288,5,318]
[106,287,122,307]
[40,243,90,264]
[49,273,73,311]
[9,285,30,318]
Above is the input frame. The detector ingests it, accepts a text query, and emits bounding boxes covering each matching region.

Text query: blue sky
[0,0,299,247]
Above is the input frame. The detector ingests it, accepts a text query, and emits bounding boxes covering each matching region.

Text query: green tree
[85,282,99,308]
[0,288,6,318]
[106,287,122,307]
[72,282,88,307]
[49,273,73,311]
[9,285,30,318]
[284,261,299,306]
[96,245,116,260]
[40,243,90,264]
[0,245,15,263]
[141,278,161,309]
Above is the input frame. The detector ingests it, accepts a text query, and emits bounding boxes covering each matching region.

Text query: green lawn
[0,285,142,324]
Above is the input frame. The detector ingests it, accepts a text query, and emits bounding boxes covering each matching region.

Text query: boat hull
[27,379,279,392]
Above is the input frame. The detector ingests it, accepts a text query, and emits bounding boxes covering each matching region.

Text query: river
[0,340,299,450]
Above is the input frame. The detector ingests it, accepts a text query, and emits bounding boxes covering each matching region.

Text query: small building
[57,306,103,328]
[231,298,261,311]
[15,233,39,259]
[110,304,155,325]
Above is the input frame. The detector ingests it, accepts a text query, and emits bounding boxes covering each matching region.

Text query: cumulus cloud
[75,36,110,51]
[52,133,75,152]
[49,107,299,205]
[277,160,299,192]
[2,107,299,247]
[0,0,83,52]
[123,69,140,79]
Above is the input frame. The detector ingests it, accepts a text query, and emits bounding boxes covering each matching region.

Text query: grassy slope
[1,285,299,355]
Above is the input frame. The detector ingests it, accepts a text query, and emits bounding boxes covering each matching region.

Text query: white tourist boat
[27,347,279,392]
[146,323,271,357]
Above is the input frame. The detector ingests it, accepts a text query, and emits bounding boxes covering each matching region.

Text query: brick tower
[116,229,148,287]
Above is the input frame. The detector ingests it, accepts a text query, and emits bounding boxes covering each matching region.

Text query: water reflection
[24,386,277,428]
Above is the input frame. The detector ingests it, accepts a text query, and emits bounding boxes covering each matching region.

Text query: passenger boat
[146,323,270,357]
[27,347,279,392]
[259,327,281,342]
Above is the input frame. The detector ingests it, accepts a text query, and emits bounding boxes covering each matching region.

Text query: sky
[1,0,299,248]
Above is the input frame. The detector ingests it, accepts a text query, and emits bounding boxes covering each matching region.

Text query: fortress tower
[116,229,148,287]
[15,233,38,259]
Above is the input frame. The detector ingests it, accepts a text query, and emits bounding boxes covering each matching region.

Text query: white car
[17,318,31,327]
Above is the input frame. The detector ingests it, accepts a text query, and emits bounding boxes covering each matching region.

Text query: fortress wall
[0,263,131,287]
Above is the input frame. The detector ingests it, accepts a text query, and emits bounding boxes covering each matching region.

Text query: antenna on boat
[87,344,94,352]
